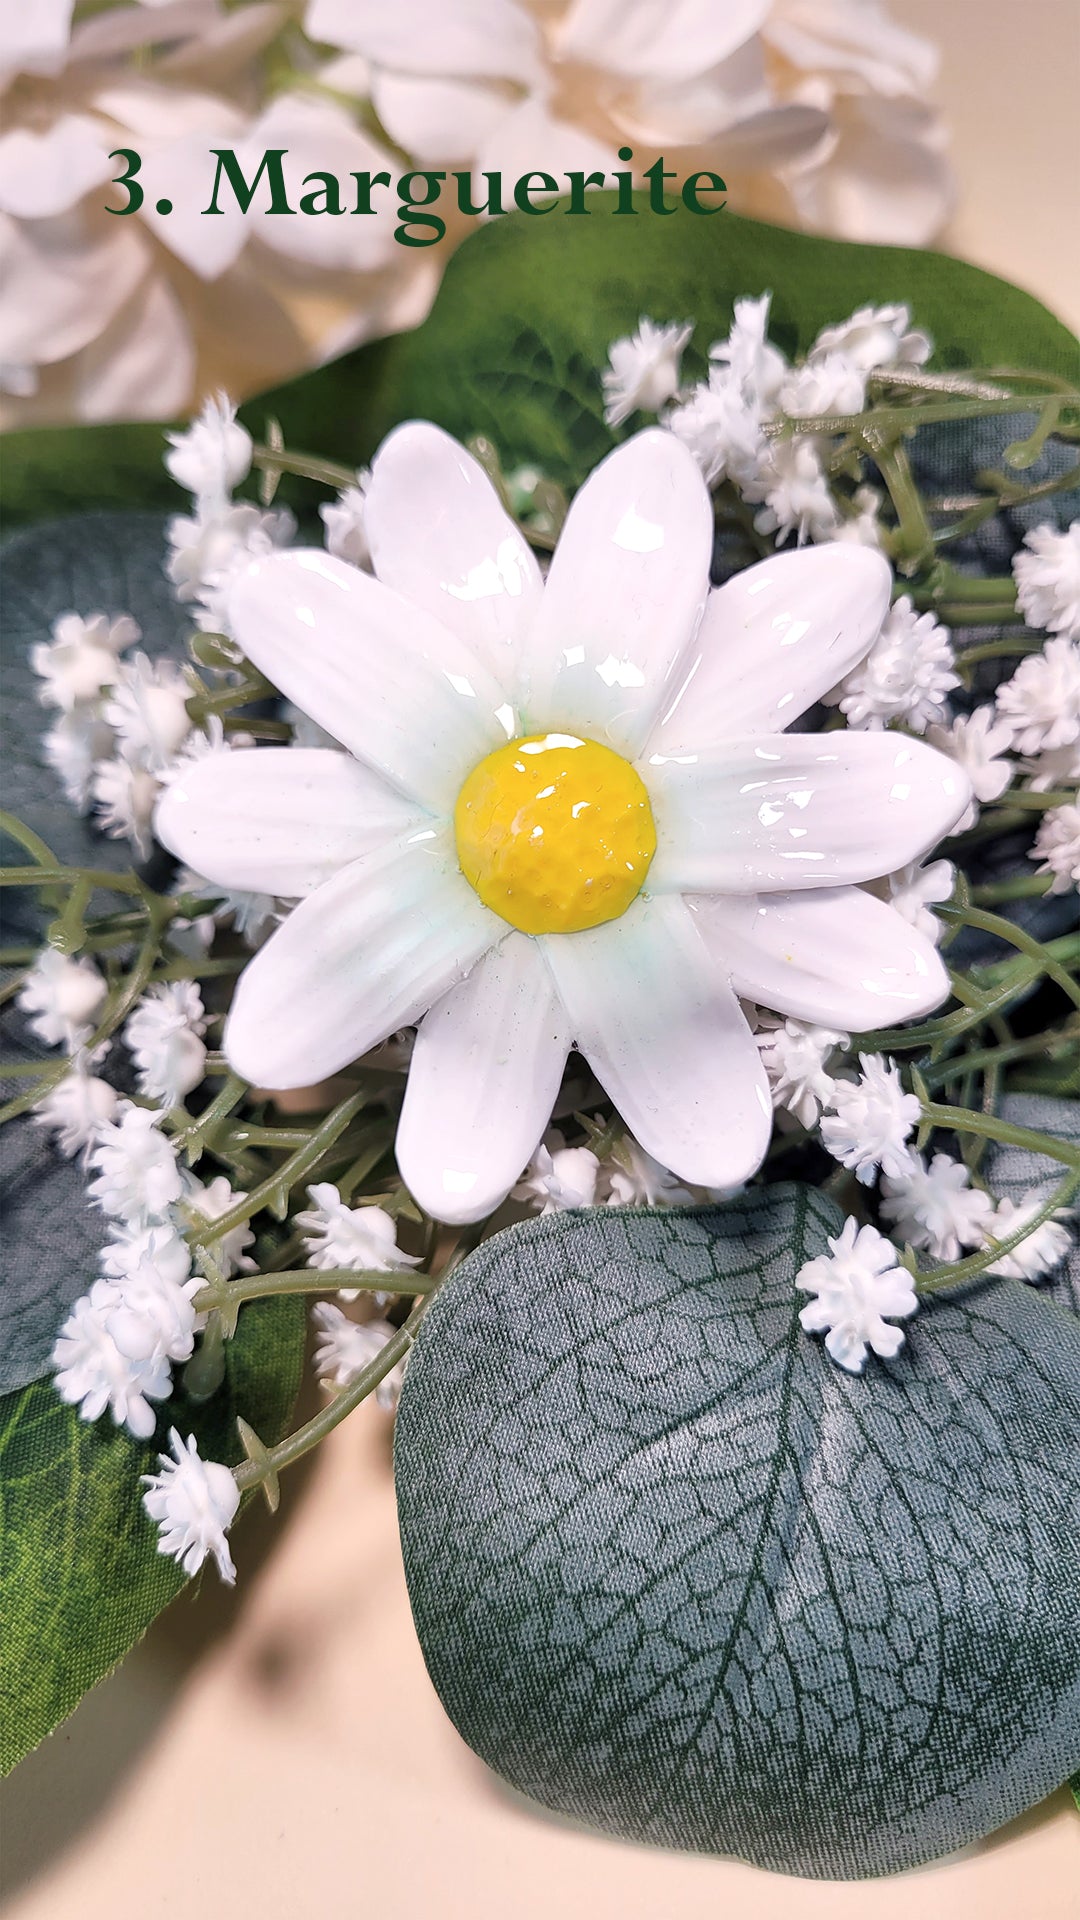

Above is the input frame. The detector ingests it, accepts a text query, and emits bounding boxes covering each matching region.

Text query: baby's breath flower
[881,857,954,945]
[87,1101,183,1227]
[1030,801,1080,894]
[602,318,692,428]
[296,1184,419,1298]
[753,436,839,547]
[42,707,116,812]
[995,637,1080,755]
[514,1135,601,1213]
[30,612,139,711]
[807,304,931,375]
[124,981,208,1109]
[173,864,280,949]
[164,394,252,507]
[600,1137,695,1207]
[142,1431,240,1584]
[780,354,866,420]
[311,1302,404,1408]
[820,1054,920,1185]
[1022,738,1080,792]
[53,1280,172,1439]
[1012,522,1080,640]
[33,1048,117,1157]
[879,1152,994,1261]
[90,754,159,858]
[926,705,1013,830]
[166,501,295,634]
[755,1015,849,1128]
[819,485,884,549]
[105,1254,202,1369]
[709,295,787,406]
[104,653,192,774]
[101,1222,192,1289]
[182,1174,256,1277]
[828,596,958,732]
[17,948,107,1052]
[320,472,372,569]
[797,1216,918,1373]
[982,1192,1073,1281]
[667,376,770,489]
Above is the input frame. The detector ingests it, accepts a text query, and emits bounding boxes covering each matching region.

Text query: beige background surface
[2,3,1079,1914]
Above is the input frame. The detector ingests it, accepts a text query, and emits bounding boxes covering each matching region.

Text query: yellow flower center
[454,732,656,935]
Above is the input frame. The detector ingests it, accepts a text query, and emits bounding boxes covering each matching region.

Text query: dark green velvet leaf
[0,1293,306,1775]
[395,1186,1080,1878]
[2,204,1076,526]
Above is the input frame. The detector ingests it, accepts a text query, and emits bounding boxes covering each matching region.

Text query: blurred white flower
[30,611,138,710]
[101,1220,193,1290]
[820,1053,919,1184]
[1012,523,1080,641]
[320,473,372,569]
[296,1184,420,1299]
[311,1301,404,1408]
[87,1099,183,1225]
[1021,738,1080,793]
[995,637,1080,756]
[820,483,883,549]
[667,295,782,489]
[53,1278,172,1439]
[780,352,865,419]
[33,1045,117,1157]
[17,947,107,1051]
[142,1429,240,1583]
[90,753,160,857]
[879,1151,993,1261]
[880,856,953,945]
[124,980,208,1108]
[982,1192,1072,1282]
[42,706,116,811]
[1030,802,1080,895]
[755,1013,848,1127]
[165,392,252,506]
[105,652,192,773]
[514,1134,601,1213]
[182,1173,256,1277]
[828,596,958,732]
[927,705,1013,831]
[603,318,692,428]
[797,1215,918,1373]
[166,500,295,634]
[753,435,839,546]
[600,1136,696,1207]
[806,302,932,375]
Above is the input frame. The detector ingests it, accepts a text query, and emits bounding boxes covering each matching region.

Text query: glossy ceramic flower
[155,423,969,1223]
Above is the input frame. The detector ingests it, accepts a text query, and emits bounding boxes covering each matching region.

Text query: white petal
[371,72,510,165]
[240,96,400,272]
[70,272,194,422]
[650,545,892,751]
[690,887,949,1029]
[556,0,767,82]
[156,748,424,895]
[519,430,711,753]
[0,117,111,219]
[396,935,570,1224]
[474,94,616,184]
[542,894,772,1190]
[226,549,516,813]
[304,0,541,85]
[92,83,248,280]
[0,208,146,369]
[224,828,500,1088]
[365,422,543,685]
[646,731,971,894]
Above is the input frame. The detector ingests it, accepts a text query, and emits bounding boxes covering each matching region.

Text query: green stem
[935,904,1080,1011]
[920,1021,1079,1089]
[919,1101,1080,1168]
[0,864,142,893]
[0,812,59,869]
[186,1090,369,1247]
[251,444,358,490]
[193,1266,436,1325]
[972,873,1052,905]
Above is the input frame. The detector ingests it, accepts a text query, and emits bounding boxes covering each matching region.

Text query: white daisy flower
[600,1137,696,1208]
[602,318,693,428]
[797,1215,918,1373]
[828,596,959,732]
[90,754,160,858]
[295,1185,420,1295]
[142,1430,240,1584]
[1030,801,1080,894]
[995,637,1080,755]
[982,1192,1073,1281]
[926,705,1013,830]
[104,653,193,775]
[514,1135,601,1213]
[87,1100,183,1226]
[821,1054,920,1185]
[753,436,840,547]
[166,501,296,634]
[17,947,107,1052]
[33,1047,117,1157]
[124,981,208,1109]
[182,1174,256,1277]
[53,1280,173,1440]
[1012,523,1080,640]
[311,1302,404,1409]
[879,1151,994,1261]
[164,394,252,508]
[30,612,139,711]
[807,304,932,375]
[155,422,969,1225]
[754,1014,849,1128]
[881,856,954,945]
[320,473,372,569]
[42,707,116,812]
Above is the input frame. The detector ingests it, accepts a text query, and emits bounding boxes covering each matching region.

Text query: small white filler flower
[17,948,107,1051]
[53,1281,173,1439]
[164,394,253,507]
[87,1101,183,1226]
[514,1135,601,1213]
[30,612,139,710]
[821,1054,920,1185]
[755,1015,849,1128]
[156,422,969,1224]
[124,981,208,1108]
[1030,802,1080,895]
[995,637,1080,755]
[927,706,1013,831]
[311,1303,404,1409]
[828,597,959,733]
[982,1193,1073,1282]
[320,473,372,569]
[879,1152,994,1262]
[295,1185,420,1291]
[1011,523,1080,641]
[882,857,954,946]
[142,1430,240,1584]
[797,1216,919,1373]
[33,1048,118,1157]
[603,319,693,429]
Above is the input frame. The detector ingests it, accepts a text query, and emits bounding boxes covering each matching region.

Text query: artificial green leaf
[395,1185,1080,1879]
[984,1094,1080,1316]
[0,1293,306,1774]
[3,203,1076,526]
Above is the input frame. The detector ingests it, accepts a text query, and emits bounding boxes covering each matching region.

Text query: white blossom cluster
[164,395,294,637]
